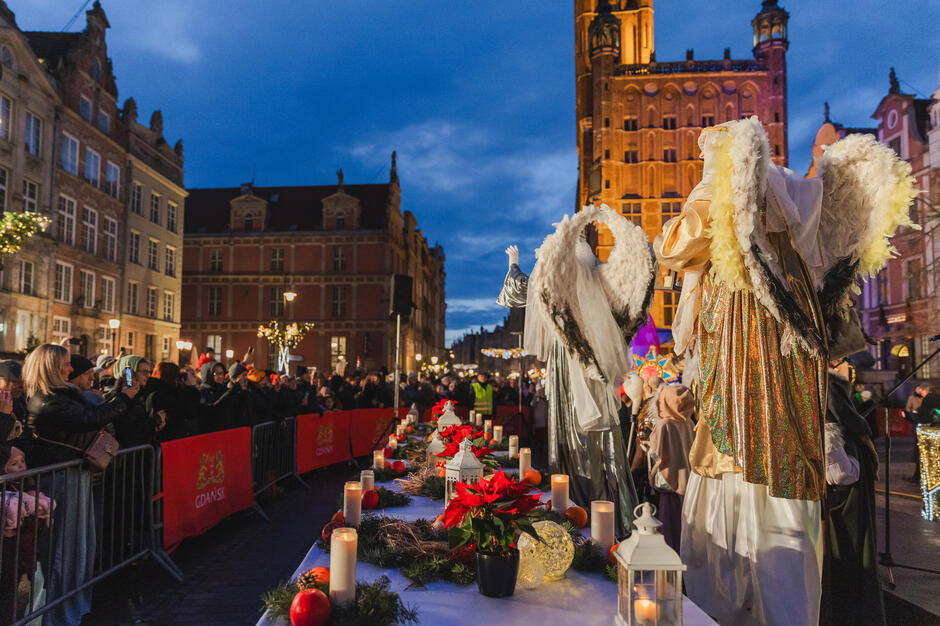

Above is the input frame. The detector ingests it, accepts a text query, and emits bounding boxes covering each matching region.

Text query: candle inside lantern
[388,436,398,450]
[343,481,362,527]
[551,474,569,513]
[508,435,519,458]
[483,419,492,434]
[633,597,659,624]
[519,447,531,477]
[492,425,503,442]
[396,424,406,436]
[373,449,384,470]
[329,528,358,604]
[360,469,374,492]
[591,500,615,554]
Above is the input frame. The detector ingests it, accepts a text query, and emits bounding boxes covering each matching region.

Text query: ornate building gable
[230,184,268,232]
[322,169,362,231]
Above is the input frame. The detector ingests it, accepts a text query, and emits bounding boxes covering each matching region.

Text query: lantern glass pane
[617,564,629,619]
[631,570,659,626]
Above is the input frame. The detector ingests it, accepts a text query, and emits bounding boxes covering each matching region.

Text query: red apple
[391,460,405,473]
[361,489,379,509]
[290,588,331,626]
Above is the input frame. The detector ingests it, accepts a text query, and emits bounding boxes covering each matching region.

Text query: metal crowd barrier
[250,418,309,503]
[0,445,180,626]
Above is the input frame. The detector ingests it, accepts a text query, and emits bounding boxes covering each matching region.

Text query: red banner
[160,428,255,549]
[492,406,532,435]
[296,412,352,473]
[875,408,913,437]
[349,408,397,457]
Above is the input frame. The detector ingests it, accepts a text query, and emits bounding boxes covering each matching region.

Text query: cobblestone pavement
[81,462,353,625]
[78,439,940,625]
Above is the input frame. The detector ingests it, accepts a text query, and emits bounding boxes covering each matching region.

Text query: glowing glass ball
[517,520,574,581]
[517,551,545,589]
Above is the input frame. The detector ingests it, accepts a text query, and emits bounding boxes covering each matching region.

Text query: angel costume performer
[656,117,917,626]
[497,206,655,530]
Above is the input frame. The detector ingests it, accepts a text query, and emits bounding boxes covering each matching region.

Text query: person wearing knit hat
[69,354,103,405]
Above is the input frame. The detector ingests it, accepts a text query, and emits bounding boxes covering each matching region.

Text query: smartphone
[124,367,134,387]
[67,337,81,345]
[248,346,255,354]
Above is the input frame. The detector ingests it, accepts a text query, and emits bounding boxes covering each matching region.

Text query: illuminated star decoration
[631,347,677,383]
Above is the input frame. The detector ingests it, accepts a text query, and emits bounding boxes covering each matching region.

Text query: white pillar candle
[373,449,384,470]
[329,528,358,604]
[492,425,503,442]
[360,469,374,492]
[551,474,569,514]
[633,597,659,624]
[468,410,474,424]
[343,481,362,527]
[388,436,398,450]
[396,424,406,436]
[519,447,531,478]
[475,412,483,427]
[591,500,615,554]
[508,435,519,458]
[484,419,492,434]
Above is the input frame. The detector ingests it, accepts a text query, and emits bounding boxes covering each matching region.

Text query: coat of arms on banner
[196,450,225,490]
[317,424,334,446]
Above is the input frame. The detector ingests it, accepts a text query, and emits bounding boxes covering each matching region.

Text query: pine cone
[296,568,319,590]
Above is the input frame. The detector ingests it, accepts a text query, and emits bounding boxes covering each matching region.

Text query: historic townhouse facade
[0,1,184,359]
[575,0,789,328]
[181,159,446,374]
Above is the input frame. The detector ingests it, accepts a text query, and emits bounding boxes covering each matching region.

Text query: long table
[257,472,715,625]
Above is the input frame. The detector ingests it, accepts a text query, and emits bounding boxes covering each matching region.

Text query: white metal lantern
[426,430,446,468]
[437,400,462,428]
[407,403,420,425]
[443,437,484,508]
[614,503,686,626]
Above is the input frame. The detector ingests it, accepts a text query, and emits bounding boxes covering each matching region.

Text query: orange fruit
[523,469,542,487]
[384,461,392,470]
[306,566,331,585]
[407,426,414,433]
[564,505,588,528]
[436,465,446,478]
[330,510,344,525]
[608,543,619,565]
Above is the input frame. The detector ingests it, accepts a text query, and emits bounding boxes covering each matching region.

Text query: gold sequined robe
[657,197,826,501]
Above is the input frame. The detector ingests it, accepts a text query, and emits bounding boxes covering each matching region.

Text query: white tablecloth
[257,475,715,625]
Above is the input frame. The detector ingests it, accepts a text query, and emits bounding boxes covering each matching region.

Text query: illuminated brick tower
[575,0,789,328]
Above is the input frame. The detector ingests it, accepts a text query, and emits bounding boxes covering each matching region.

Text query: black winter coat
[143,378,194,442]
[27,386,129,466]
[199,380,243,431]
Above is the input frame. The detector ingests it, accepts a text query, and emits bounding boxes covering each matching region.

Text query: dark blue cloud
[16,1,939,344]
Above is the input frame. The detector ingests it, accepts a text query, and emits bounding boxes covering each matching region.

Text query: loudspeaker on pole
[390,274,414,317]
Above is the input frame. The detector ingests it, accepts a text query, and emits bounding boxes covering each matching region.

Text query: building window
[701,115,715,127]
[126,331,135,350]
[97,109,110,134]
[144,334,156,361]
[58,130,79,174]
[24,111,41,157]
[18,260,33,295]
[774,112,780,123]
[905,259,922,301]
[0,46,12,69]
[604,117,610,128]
[150,192,160,224]
[166,202,178,233]
[876,270,888,305]
[662,116,677,130]
[0,96,11,141]
[91,58,101,82]
[206,335,222,354]
[83,148,100,187]
[165,246,176,277]
[334,213,345,230]
[129,231,141,264]
[270,286,285,317]
[103,217,118,262]
[127,282,139,314]
[101,276,115,312]
[162,336,170,358]
[270,247,284,271]
[663,149,677,162]
[333,247,346,271]
[624,150,638,163]
[604,179,610,189]
[146,286,158,318]
[56,195,76,245]
[207,286,222,316]
[604,149,610,159]
[147,239,159,270]
[81,207,97,253]
[163,291,175,322]
[661,201,682,225]
[622,202,642,226]
[331,286,347,318]
[209,250,223,272]
[0,167,6,211]
[79,95,92,121]
[105,162,120,198]
[54,262,73,303]
[662,291,677,326]
[131,182,143,215]
[79,270,95,309]
[888,137,902,158]
[52,317,70,344]
[21,180,39,214]
[623,117,638,131]
[920,336,933,379]
[330,336,347,372]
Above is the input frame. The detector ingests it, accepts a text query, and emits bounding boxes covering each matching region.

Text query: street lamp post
[280,286,298,374]
[176,340,193,367]
[108,318,120,355]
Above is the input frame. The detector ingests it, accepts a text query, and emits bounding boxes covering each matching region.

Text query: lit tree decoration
[257,320,314,372]
[0,212,49,267]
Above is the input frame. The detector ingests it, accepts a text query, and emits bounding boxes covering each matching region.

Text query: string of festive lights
[916,425,940,521]
[257,320,315,350]
[0,212,49,256]
[480,347,528,359]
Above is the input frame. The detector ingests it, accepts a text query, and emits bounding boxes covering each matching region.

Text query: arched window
[91,58,101,82]
[0,46,13,69]
[724,104,735,122]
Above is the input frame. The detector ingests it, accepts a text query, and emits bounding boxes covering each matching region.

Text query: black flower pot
[476,548,520,598]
